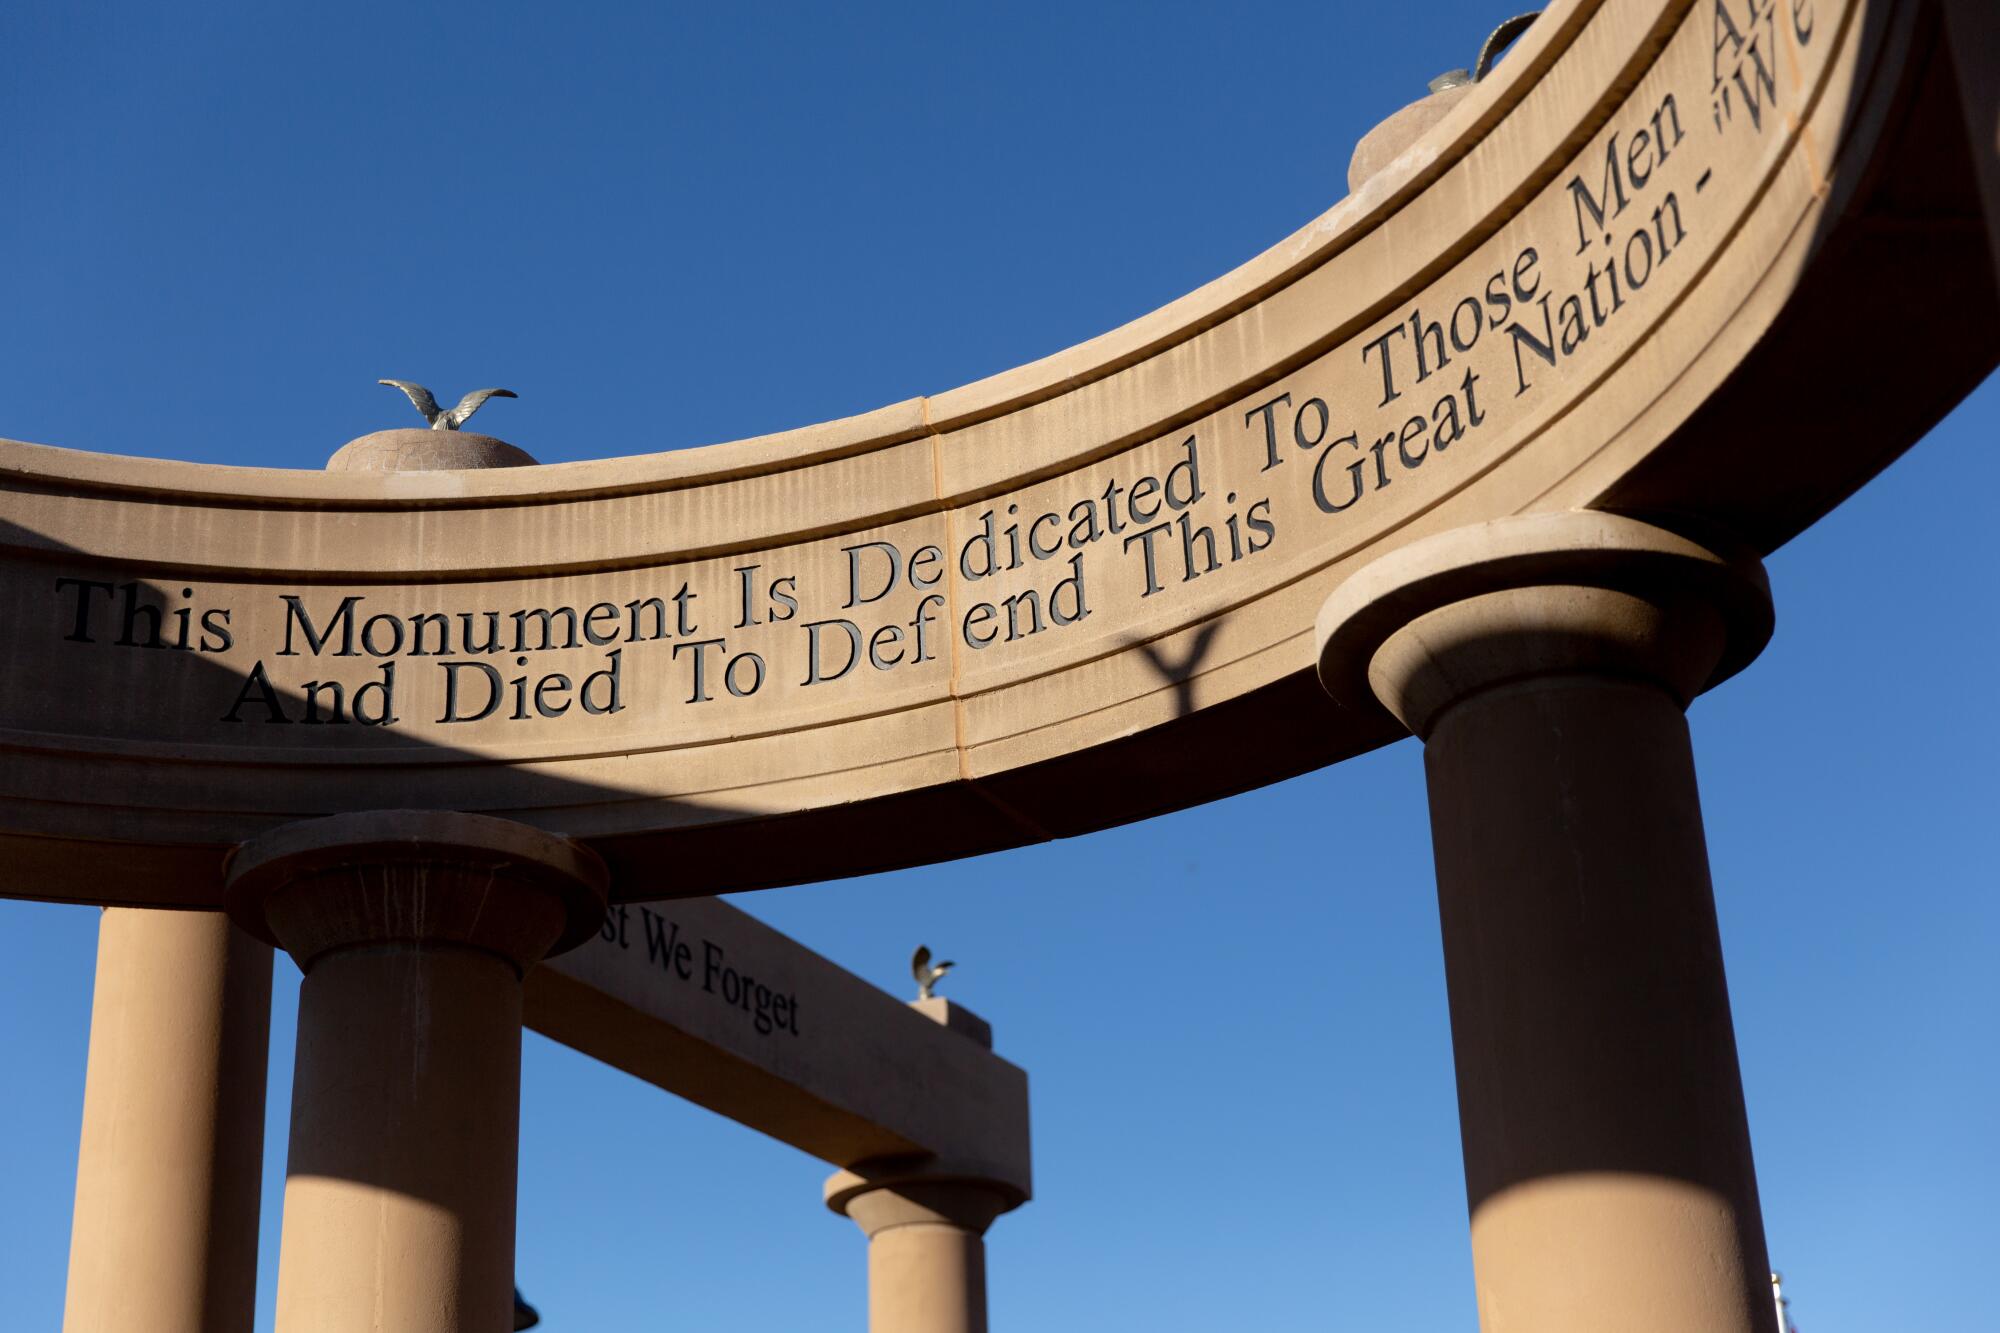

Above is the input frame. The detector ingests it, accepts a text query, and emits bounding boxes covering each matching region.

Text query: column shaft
[225,810,605,1333]
[63,908,272,1333]
[1314,513,1781,1333]
[274,944,523,1332]
[1425,675,1770,1333]
[868,1221,989,1333]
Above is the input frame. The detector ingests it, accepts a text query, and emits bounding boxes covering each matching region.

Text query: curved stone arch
[0,0,1991,905]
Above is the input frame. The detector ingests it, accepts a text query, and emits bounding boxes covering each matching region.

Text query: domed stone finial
[1347,11,1541,192]
[325,430,537,472]
[327,378,538,471]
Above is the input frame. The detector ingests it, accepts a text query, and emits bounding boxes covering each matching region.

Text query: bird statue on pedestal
[378,379,517,431]
[911,945,954,1001]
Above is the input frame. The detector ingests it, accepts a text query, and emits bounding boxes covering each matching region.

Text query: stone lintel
[525,897,1032,1200]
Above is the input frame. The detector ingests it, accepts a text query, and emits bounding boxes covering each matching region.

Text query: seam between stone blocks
[923,397,1055,843]
[920,396,971,784]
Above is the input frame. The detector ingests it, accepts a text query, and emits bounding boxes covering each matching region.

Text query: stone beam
[522,896,1032,1199]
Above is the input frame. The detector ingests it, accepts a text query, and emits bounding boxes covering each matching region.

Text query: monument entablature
[3,0,1993,907]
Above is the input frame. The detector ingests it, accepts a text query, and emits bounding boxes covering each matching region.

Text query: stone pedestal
[1317,512,1778,1333]
[63,909,272,1333]
[225,811,605,1333]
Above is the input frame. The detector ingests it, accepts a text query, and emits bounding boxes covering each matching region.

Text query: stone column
[1316,512,1778,1333]
[825,997,1025,1333]
[1941,0,2000,271]
[224,811,606,1333]
[63,909,272,1333]
[826,1162,1020,1333]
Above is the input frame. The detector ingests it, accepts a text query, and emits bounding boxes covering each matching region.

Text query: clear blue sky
[1,3,1993,1329]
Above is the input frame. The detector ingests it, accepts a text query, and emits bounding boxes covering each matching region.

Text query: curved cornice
[1,0,1991,906]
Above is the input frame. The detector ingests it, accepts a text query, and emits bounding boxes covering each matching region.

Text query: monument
[8,0,1996,1329]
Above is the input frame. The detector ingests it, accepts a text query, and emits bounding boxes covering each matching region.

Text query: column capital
[1315,512,1772,737]
[223,810,608,974]
[825,1156,1026,1240]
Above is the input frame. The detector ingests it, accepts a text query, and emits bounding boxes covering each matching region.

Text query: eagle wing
[1474,13,1540,81]
[378,379,442,424]
[446,388,517,429]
